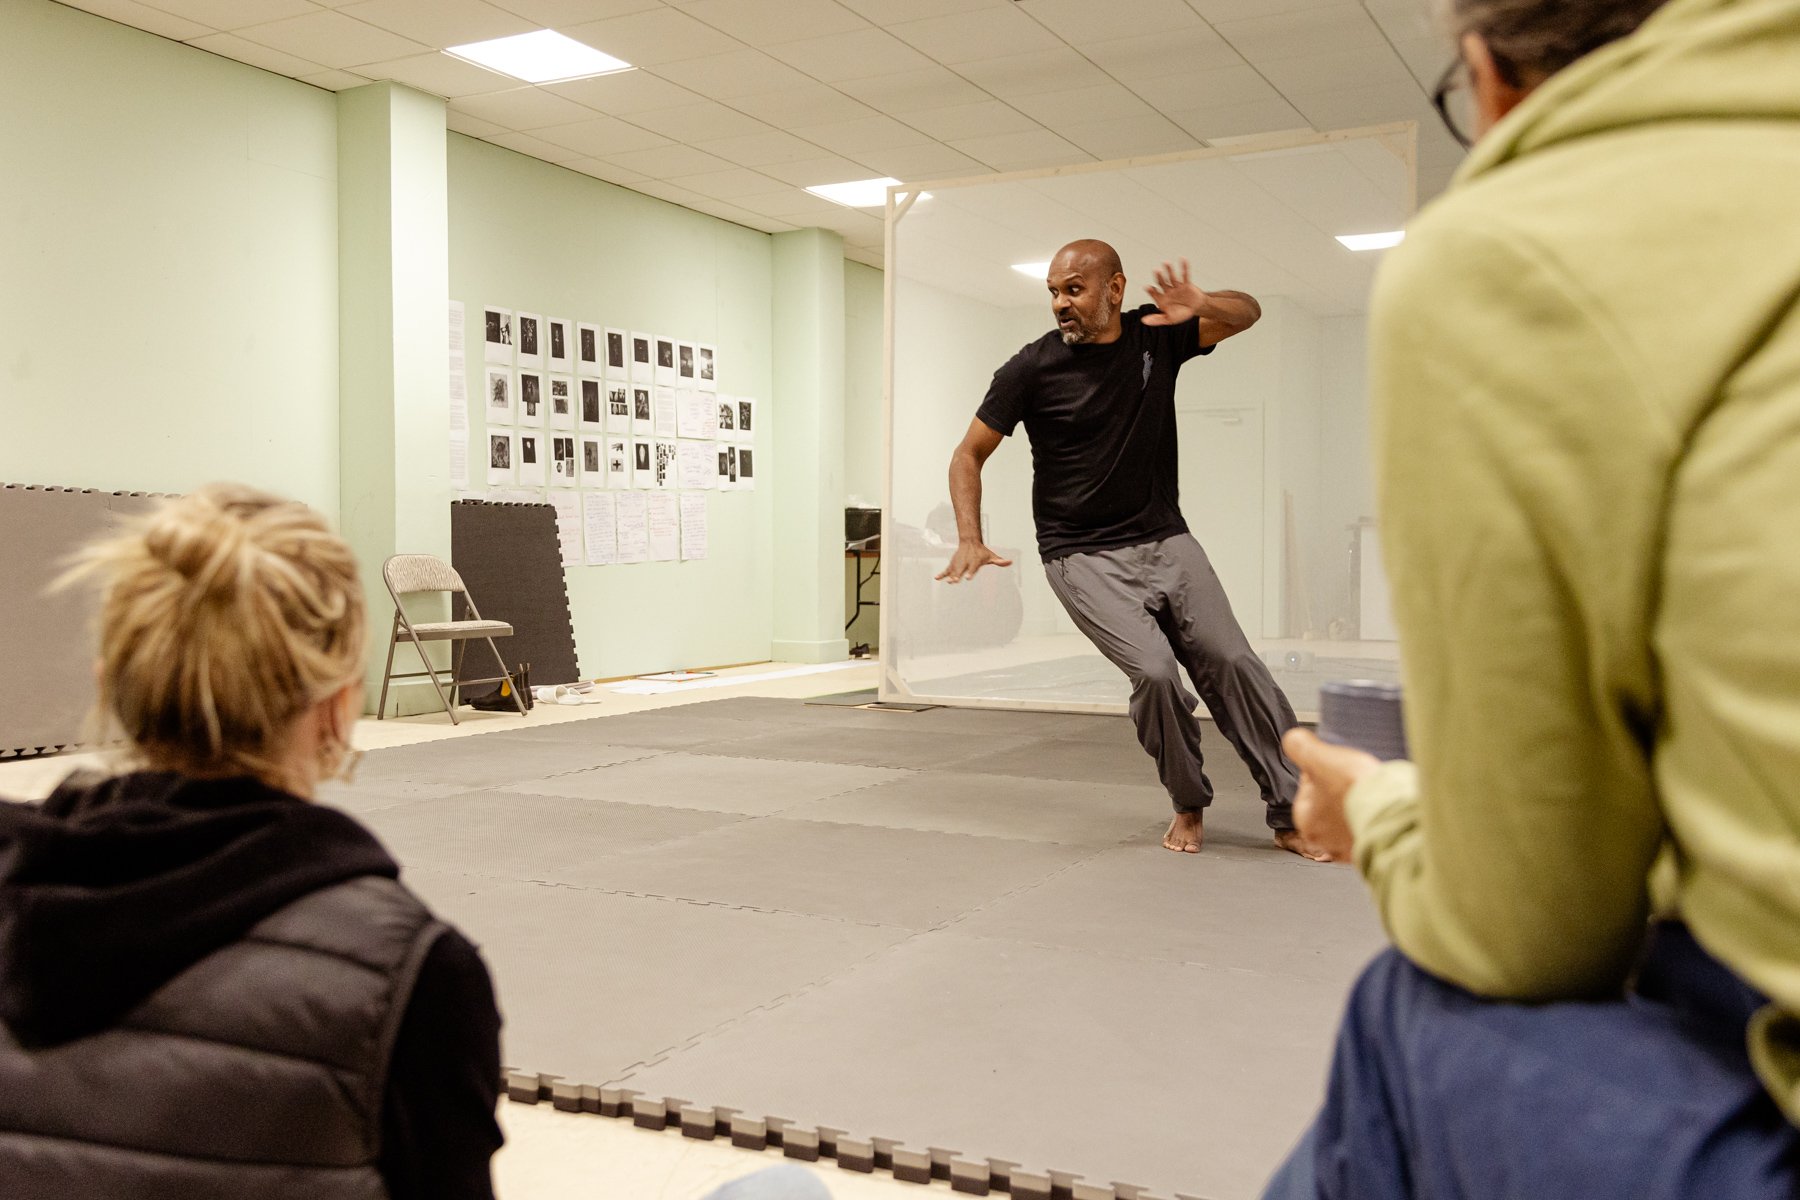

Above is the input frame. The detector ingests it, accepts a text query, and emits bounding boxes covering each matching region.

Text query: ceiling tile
[185,32,325,78]
[677,194,791,231]
[674,0,871,46]
[626,101,772,142]
[545,70,706,115]
[833,66,989,114]
[1212,6,1389,61]
[299,68,372,90]
[853,142,991,182]
[902,100,1038,142]
[558,8,745,67]
[563,156,651,185]
[887,7,1064,65]
[602,142,738,177]
[626,179,715,209]
[446,109,507,137]
[1012,83,1158,128]
[954,49,1112,99]
[1129,62,1281,113]
[529,114,672,157]
[837,0,998,27]
[334,0,531,47]
[149,0,318,31]
[485,129,587,163]
[492,0,664,23]
[1015,0,1203,43]
[757,155,883,187]
[233,10,427,69]
[1055,113,1200,160]
[734,190,844,220]
[64,0,213,41]
[649,48,818,99]
[1288,83,1431,132]
[766,27,935,81]
[661,166,792,200]
[692,128,838,167]
[1168,97,1313,142]
[1256,45,1420,97]
[947,127,1091,170]
[356,51,515,98]
[1387,34,1449,87]
[788,114,935,158]
[1084,27,1245,78]
[450,86,598,130]
[1186,0,1359,22]
[728,83,878,127]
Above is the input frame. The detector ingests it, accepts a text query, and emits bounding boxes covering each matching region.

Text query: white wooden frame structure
[876,122,1419,713]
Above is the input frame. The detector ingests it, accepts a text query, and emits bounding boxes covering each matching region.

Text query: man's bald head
[1051,239,1124,281]
[1046,239,1126,345]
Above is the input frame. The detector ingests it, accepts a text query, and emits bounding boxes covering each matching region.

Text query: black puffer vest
[0,875,443,1199]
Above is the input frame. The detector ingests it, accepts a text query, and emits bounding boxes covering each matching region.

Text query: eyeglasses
[1432,59,1477,149]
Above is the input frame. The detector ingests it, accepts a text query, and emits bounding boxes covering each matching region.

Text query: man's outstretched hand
[937,540,1013,583]
[1142,258,1212,326]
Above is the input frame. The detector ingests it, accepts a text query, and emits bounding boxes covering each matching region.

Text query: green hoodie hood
[1459,0,1800,184]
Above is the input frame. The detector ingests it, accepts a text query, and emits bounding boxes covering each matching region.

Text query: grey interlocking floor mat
[344,698,1386,1200]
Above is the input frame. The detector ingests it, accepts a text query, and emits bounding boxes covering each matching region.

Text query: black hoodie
[0,771,502,1200]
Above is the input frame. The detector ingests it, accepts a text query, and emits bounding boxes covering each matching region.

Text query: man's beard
[1059,293,1117,345]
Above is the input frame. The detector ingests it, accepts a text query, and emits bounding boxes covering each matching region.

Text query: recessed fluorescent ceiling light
[1337,230,1406,251]
[445,30,632,85]
[805,177,921,208]
[1012,262,1051,277]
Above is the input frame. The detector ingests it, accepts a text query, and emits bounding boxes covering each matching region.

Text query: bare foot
[1274,829,1334,862]
[1163,811,1205,854]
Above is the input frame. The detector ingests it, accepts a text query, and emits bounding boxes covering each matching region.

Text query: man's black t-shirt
[977,304,1212,560]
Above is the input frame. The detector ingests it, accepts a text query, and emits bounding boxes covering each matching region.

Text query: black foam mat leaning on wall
[450,499,580,688]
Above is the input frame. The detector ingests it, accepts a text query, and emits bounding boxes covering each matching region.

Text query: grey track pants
[1044,534,1300,830]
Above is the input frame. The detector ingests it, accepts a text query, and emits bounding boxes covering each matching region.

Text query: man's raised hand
[1142,258,1210,326]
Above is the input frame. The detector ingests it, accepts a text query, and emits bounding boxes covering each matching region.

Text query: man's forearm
[948,451,985,543]
[1204,290,1261,332]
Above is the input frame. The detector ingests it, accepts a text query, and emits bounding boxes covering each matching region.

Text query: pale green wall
[447,135,776,678]
[843,260,885,508]
[0,0,339,514]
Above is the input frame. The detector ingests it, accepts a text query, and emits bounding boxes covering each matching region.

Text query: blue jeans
[700,1164,832,1200]
[1265,925,1799,1199]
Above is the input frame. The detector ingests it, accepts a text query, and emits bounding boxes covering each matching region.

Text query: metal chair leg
[451,639,467,710]
[402,624,458,725]
[377,611,402,720]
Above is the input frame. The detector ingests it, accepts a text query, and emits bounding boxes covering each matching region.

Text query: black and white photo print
[519,371,543,423]
[678,342,695,381]
[698,343,716,390]
[718,401,735,434]
[577,322,601,376]
[607,436,629,488]
[635,441,651,472]
[548,317,571,371]
[550,375,575,430]
[483,307,513,364]
[581,436,601,476]
[608,384,630,430]
[519,431,546,486]
[632,386,651,423]
[737,397,754,442]
[552,434,577,487]
[605,327,627,377]
[487,432,513,484]
[581,378,603,427]
[655,439,677,490]
[631,332,652,380]
[485,367,513,425]
[516,311,543,368]
[738,447,755,488]
[655,336,675,386]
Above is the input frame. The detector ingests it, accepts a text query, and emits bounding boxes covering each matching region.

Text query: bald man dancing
[939,240,1322,860]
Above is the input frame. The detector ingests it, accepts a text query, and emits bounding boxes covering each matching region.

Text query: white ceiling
[899,133,1410,316]
[60,0,1465,269]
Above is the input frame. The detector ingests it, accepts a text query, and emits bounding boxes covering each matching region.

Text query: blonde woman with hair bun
[0,484,503,1200]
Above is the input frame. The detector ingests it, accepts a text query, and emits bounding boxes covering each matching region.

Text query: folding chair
[377,554,526,724]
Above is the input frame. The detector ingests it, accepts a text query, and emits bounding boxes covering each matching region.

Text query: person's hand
[1282,728,1382,862]
[936,540,1013,583]
[1142,258,1212,326]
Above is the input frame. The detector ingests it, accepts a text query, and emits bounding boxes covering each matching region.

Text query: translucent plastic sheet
[879,127,1415,717]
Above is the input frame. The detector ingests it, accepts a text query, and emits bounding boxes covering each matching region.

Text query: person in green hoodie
[1265,0,1800,1194]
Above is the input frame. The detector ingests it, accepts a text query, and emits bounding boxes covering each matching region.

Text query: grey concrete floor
[328,697,1386,1200]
